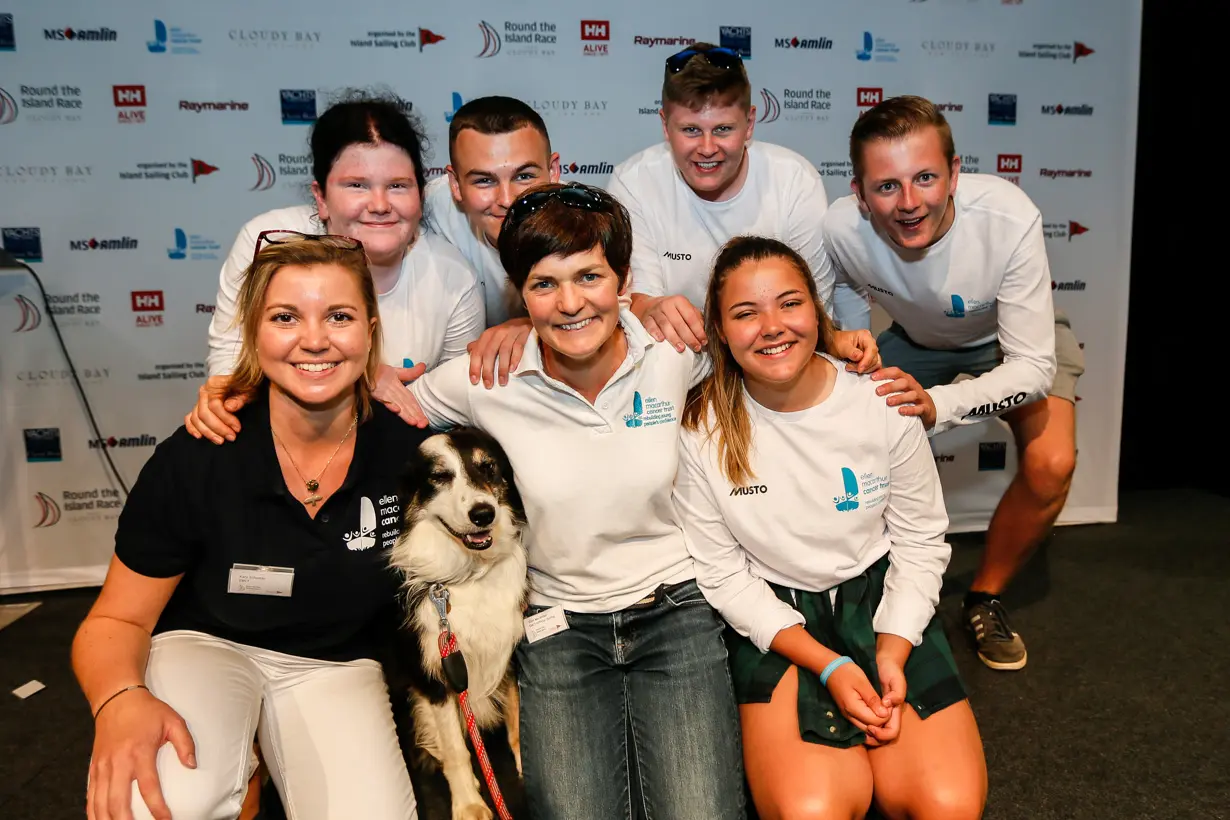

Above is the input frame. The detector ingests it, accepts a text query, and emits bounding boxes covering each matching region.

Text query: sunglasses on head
[250,229,364,268]
[503,183,615,235]
[664,46,742,75]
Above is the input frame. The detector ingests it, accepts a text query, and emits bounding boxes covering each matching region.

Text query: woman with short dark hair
[405,182,748,820]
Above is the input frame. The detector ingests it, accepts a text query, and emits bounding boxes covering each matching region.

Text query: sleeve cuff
[750,606,807,654]
[872,598,930,647]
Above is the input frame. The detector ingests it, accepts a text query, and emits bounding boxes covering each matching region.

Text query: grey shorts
[877,311,1085,404]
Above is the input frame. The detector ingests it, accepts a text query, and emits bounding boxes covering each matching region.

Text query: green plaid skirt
[725,554,966,748]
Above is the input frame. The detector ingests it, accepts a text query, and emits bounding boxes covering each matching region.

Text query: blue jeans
[516,580,746,820]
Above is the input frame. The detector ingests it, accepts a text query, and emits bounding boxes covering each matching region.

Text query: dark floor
[2,488,1228,820]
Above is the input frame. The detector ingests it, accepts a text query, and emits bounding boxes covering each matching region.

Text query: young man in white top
[422,95,563,388]
[606,43,857,353]
[822,96,1085,671]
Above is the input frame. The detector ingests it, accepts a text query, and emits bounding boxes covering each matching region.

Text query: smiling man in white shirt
[823,96,1085,672]
[606,42,853,355]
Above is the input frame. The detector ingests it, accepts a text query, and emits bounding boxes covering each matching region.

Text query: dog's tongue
[464,531,491,545]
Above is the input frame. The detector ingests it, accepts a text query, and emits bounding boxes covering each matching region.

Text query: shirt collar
[512,307,656,379]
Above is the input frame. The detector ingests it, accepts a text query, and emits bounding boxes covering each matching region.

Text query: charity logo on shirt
[343,496,378,550]
[944,294,993,319]
[833,467,889,512]
[623,391,679,428]
[833,467,860,511]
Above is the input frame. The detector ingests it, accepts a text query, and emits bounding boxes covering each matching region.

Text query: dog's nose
[468,503,496,527]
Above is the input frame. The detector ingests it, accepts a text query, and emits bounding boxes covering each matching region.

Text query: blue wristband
[819,656,853,686]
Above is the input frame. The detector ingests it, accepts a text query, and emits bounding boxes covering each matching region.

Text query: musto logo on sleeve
[962,392,1027,420]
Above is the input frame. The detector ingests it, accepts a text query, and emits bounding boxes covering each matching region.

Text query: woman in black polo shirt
[72,236,425,820]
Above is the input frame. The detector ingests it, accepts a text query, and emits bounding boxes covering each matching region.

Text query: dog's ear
[396,442,437,535]
[491,441,526,526]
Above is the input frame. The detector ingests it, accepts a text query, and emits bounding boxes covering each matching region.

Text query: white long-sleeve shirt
[410,310,709,612]
[675,355,951,651]
[207,205,485,376]
[422,176,518,326]
[822,174,1057,434]
[605,141,837,317]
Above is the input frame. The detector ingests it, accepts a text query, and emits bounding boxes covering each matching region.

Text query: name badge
[523,606,569,643]
[227,564,294,597]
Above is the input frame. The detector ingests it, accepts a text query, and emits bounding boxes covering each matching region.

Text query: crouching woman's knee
[128,765,250,820]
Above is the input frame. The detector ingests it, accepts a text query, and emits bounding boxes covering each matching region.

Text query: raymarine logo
[180,99,249,113]
[729,485,768,496]
[963,393,1028,420]
[663,251,692,261]
[1039,167,1092,178]
[634,35,696,48]
[344,496,378,550]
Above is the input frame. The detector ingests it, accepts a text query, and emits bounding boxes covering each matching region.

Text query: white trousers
[127,630,417,820]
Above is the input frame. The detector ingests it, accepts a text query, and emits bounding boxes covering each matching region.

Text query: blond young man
[823,96,1085,671]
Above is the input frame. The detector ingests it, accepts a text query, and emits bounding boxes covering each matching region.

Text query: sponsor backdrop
[0,0,1140,591]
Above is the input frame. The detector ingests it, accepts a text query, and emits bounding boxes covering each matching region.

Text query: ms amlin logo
[833,467,860,512]
[477,20,501,57]
[0,86,18,124]
[34,491,62,528]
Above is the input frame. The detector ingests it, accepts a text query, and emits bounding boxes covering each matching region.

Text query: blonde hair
[224,238,382,420]
[682,236,836,486]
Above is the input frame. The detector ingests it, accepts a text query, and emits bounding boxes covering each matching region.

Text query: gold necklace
[271,413,359,506]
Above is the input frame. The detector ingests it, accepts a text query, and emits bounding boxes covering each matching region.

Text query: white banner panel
[0,0,1141,590]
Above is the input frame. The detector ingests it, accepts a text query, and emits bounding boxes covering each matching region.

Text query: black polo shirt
[114,392,426,662]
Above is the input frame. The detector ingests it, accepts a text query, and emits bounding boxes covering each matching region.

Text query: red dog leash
[430,584,514,820]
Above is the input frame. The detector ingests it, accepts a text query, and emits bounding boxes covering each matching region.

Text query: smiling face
[717,255,822,390]
[522,244,625,369]
[661,101,754,202]
[449,126,561,248]
[256,263,376,409]
[313,141,422,269]
[853,125,960,250]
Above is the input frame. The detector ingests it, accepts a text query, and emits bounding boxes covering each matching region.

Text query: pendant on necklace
[304,493,324,507]
[306,479,320,492]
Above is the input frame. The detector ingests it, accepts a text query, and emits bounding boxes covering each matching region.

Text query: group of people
[72,42,1081,820]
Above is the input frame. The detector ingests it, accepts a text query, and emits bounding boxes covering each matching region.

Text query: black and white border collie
[389,428,527,820]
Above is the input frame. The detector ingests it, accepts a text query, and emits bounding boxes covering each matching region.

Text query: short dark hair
[849,95,956,181]
[310,89,429,205]
[447,96,551,163]
[497,183,632,292]
[661,42,752,112]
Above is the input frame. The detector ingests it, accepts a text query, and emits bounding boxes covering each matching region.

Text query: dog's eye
[429,470,453,484]
[476,460,497,477]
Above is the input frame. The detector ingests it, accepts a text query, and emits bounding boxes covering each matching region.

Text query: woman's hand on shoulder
[185,375,248,444]
[88,688,196,820]
[871,367,937,430]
